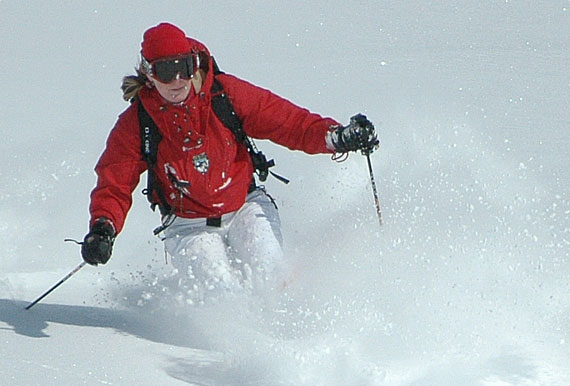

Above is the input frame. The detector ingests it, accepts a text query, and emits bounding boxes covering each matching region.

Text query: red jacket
[90,43,339,234]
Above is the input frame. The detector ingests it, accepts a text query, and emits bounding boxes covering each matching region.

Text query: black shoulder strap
[210,78,248,144]
[137,101,172,214]
[210,65,289,184]
[210,58,246,143]
[138,101,162,164]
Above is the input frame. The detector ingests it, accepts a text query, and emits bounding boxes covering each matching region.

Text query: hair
[121,65,150,103]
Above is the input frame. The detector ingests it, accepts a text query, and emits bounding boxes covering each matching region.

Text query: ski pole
[364,152,383,226]
[25,261,87,310]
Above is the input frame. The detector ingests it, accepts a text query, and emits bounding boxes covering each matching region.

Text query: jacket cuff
[91,217,117,236]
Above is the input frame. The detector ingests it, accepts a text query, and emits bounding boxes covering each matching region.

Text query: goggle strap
[141,54,153,76]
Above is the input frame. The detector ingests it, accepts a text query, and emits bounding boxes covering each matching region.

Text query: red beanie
[141,23,191,61]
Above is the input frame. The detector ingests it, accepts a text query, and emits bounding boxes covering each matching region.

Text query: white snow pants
[162,188,284,300]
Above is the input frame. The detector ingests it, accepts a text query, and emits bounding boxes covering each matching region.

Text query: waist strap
[206,217,222,227]
[206,181,257,228]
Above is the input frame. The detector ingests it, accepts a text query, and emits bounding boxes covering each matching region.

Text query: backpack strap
[137,100,172,215]
[210,62,289,184]
[210,57,251,145]
[211,78,248,143]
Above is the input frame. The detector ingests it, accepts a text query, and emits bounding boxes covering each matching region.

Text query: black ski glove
[330,113,379,154]
[81,217,116,266]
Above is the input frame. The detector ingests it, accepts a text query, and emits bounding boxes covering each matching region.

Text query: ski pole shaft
[365,153,383,226]
[25,261,87,310]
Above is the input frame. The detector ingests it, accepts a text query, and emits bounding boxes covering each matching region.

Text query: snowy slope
[1,1,569,385]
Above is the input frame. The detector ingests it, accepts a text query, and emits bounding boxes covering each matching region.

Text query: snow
[1,1,569,385]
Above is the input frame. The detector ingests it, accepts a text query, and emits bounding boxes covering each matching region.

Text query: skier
[81,22,378,297]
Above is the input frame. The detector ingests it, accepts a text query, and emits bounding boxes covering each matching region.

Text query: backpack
[138,61,289,215]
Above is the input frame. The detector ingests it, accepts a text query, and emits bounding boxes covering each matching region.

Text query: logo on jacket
[193,153,210,174]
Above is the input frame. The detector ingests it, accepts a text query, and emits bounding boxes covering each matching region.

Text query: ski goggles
[142,54,195,83]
